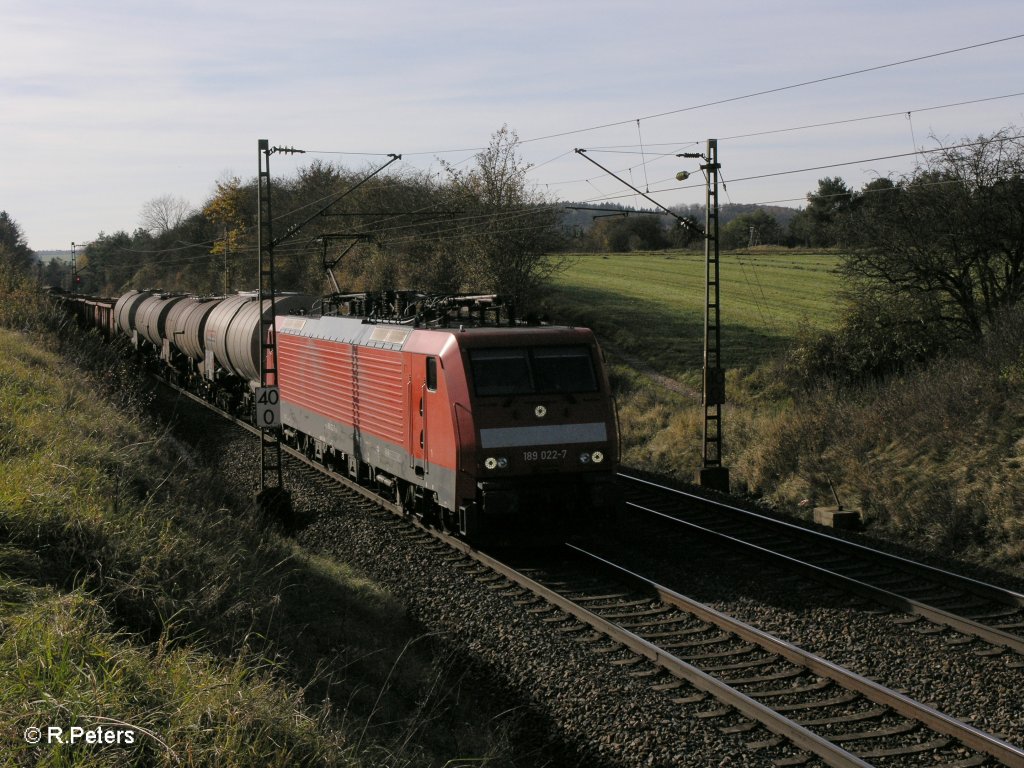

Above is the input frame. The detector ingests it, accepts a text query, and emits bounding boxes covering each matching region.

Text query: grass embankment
[544,248,1024,574]
[0,276,526,766]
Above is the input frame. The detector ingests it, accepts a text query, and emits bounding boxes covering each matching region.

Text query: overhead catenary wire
[543,91,1024,190]
[208,46,1024,237]
[512,34,1024,146]
[86,62,1024,283]
[93,132,1016,273]
[264,37,1024,168]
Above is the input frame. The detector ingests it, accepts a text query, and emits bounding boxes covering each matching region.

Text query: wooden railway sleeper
[674,643,759,660]
[581,597,662,611]
[932,755,992,767]
[701,656,779,673]
[721,667,806,686]
[597,606,676,621]
[651,631,732,650]
[961,606,1024,621]
[772,753,816,766]
[746,735,786,750]
[636,623,715,638]
[829,719,919,742]
[569,591,632,603]
[795,707,887,727]
[747,678,832,699]
[855,736,950,759]
[770,692,859,713]
[720,719,761,734]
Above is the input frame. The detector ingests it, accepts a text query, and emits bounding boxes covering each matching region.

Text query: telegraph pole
[70,242,80,293]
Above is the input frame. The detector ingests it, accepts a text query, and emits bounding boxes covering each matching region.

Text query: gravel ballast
[156,385,1024,766]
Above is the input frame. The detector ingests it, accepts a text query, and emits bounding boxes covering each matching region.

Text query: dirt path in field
[599,342,701,400]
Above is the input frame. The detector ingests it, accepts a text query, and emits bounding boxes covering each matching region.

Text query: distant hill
[38,250,72,263]
[560,201,800,232]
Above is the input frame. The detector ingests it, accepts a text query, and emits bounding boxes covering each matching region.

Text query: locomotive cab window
[469,349,532,396]
[469,345,597,397]
[426,357,438,392]
[532,346,597,393]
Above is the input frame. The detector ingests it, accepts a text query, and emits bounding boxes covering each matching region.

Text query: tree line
[791,127,1024,383]
[76,126,565,313]
[10,125,1024,384]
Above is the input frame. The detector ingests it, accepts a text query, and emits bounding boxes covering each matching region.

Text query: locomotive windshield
[469,345,598,396]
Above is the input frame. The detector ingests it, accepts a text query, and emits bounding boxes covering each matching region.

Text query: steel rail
[628,496,1024,657]
[159,382,875,764]
[437,539,875,767]
[618,471,1024,609]
[566,543,1024,768]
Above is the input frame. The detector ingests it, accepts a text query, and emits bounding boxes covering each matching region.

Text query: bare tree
[843,128,1024,340]
[441,125,565,311]
[139,194,193,235]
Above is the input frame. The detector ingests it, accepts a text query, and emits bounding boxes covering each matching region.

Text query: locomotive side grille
[277,335,405,445]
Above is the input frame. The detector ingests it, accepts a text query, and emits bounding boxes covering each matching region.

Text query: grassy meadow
[544,249,842,383]
[538,247,845,490]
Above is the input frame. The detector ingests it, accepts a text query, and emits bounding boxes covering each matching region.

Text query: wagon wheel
[400,483,418,517]
[438,507,458,535]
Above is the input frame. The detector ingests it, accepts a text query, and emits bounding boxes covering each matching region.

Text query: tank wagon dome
[205,292,315,382]
[166,296,224,362]
[136,294,187,346]
[113,290,153,336]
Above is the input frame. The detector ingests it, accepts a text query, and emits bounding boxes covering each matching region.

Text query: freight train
[60,289,620,543]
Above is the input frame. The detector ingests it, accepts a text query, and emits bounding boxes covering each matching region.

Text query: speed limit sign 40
[255,386,281,428]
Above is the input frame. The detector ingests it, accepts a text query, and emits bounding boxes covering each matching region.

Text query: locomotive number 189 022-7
[523,449,567,461]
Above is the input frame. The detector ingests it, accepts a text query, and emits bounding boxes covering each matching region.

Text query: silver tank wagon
[204,293,315,383]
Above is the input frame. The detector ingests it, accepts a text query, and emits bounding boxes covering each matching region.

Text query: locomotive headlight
[485,457,498,470]
[579,452,591,464]
[497,456,509,469]
[591,451,605,464]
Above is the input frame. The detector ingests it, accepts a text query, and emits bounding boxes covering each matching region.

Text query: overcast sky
[3,0,1023,251]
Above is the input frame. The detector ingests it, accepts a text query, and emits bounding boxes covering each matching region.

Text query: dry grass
[731,311,1024,572]
[0,268,538,766]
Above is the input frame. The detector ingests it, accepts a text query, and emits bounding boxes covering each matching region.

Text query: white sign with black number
[255,386,281,429]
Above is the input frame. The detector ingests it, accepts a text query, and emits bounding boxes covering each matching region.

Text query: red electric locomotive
[275,311,620,542]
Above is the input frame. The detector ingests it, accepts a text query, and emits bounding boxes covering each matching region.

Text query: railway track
[617,473,1024,662]
[159,379,1024,766]
[498,546,1024,767]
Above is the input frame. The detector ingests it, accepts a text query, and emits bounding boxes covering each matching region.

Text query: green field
[544,249,843,378]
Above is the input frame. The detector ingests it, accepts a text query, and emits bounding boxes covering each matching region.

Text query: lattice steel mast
[698,139,729,492]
